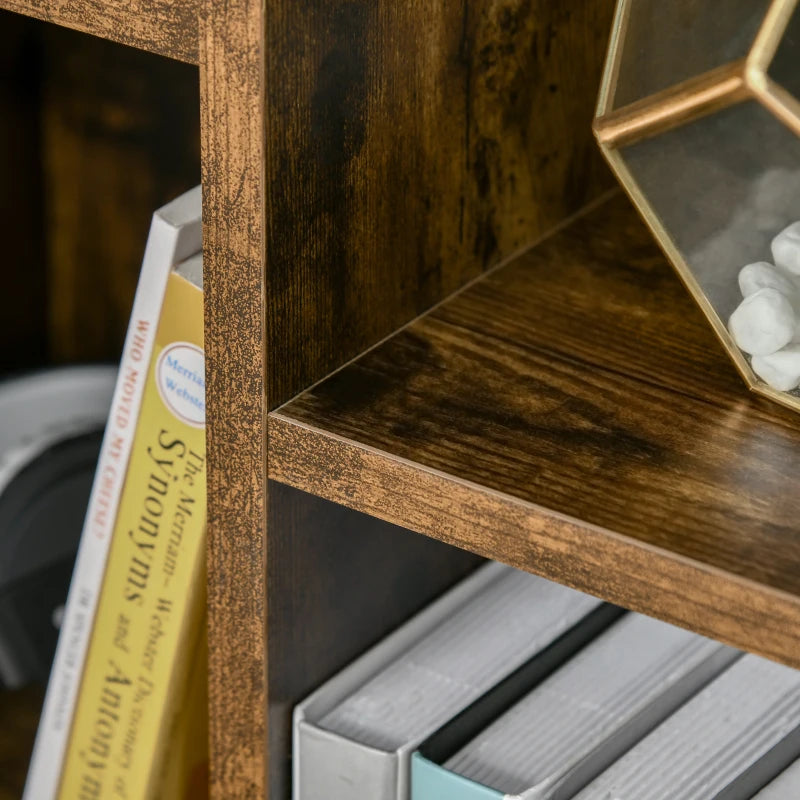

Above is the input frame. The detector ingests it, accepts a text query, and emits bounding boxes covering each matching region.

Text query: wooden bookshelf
[0,686,42,800]
[270,193,800,670]
[5,1,800,800]
[0,0,198,62]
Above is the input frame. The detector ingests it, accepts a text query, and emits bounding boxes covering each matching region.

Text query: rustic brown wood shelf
[271,193,800,670]
[0,686,43,800]
[0,0,198,62]
[7,1,799,798]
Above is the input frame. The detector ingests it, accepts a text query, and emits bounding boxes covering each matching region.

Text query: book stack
[23,187,208,800]
[294,563,616,800]
[294,563,800,800]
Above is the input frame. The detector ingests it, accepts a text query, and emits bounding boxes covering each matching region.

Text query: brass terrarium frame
[594,0,800,413]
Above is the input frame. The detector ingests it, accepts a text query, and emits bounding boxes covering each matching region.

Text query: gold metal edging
[754,383,800,412]
[746,0,800,135]
[601,145,800,414]
[594,60,749,149]
[594,0,800,151]
[598,147,756,385]
[596,0,632,117]
[744,0,800,410]
[748,72,800,137]
[748,0,798,73]
[593,0,800,415]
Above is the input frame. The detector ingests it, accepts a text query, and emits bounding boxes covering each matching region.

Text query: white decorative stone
[738,261,797,299]
[728,288,797,356]
[771,221,800,275]
[752,345,800,392]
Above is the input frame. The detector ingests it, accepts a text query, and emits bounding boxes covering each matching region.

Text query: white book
[432,613,738,800]
[572,654,800,800]
[0,366,116,501]
[23,186,202,800]
[294,562,614,800]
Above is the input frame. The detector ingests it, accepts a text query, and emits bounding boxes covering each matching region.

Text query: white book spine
[23,186,202,800]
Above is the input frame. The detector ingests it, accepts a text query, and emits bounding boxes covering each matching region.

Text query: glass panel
[770,5,800,102]
[621,101,800,396]
[611,0,769,110]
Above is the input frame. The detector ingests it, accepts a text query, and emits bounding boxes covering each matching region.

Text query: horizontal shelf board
[0,0,198,63]
[270,193,800,667]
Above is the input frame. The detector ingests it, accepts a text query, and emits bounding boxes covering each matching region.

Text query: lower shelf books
[293,563,617,800]
[571,654,800,800]
[413,612,737,800]
[295,560,800,800]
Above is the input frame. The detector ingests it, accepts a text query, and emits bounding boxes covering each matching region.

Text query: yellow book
[156,629,209,800]
[57,256,206,800]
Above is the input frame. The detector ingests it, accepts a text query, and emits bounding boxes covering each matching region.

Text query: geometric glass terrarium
[594,0,800,412]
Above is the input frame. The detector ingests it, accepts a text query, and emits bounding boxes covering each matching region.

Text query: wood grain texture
[271,193,800,669]
[0,0,198,63]
[267,481,481,799]
[203,3,620,796]
[41,25,200,363]
[0,685,42,800]
[264,0,616,405]
[199,0,266,796]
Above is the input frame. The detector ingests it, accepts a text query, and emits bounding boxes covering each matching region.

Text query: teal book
[413,754,501,800]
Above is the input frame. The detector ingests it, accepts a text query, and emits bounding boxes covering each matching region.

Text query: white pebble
[728,288,797,356]
[752,345,800,391]
[738,261,797,298]
[771,222,800,275]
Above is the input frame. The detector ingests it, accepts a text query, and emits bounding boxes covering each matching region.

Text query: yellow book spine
[58,270,205,800]
[155,627,209,800]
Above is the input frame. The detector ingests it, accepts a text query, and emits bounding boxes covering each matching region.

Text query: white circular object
[738,261,797,299]
[752,345,800,392]
[771,221,800,276]
[728,288,796,356]
[0,365,116,496]
[156,342,206,428]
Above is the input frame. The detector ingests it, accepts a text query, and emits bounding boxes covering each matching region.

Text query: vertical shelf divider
[201,1,616,796]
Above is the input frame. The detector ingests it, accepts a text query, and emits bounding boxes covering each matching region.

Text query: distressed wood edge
[268,413,800,669]
[200,0,267,794]
[0,0,199,64]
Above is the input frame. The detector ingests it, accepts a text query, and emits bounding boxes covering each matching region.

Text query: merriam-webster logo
[156,342,205,428]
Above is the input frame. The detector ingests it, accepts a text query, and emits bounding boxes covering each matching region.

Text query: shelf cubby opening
[0,11,199,377]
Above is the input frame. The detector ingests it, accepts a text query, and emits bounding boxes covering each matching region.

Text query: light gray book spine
[293,563,604,800]
[572,654,800,800]
[443,613,738,800]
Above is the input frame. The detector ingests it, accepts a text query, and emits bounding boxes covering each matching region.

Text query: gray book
[293,562,611,800]
[417,613,737,800]
[572,654,800,800]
